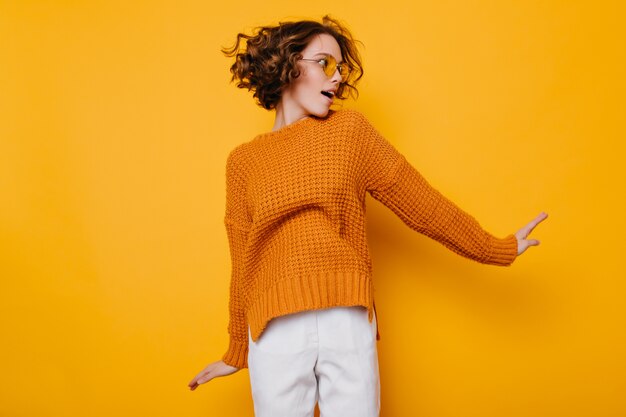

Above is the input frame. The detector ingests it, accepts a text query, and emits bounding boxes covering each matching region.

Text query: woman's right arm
[188,148,251,390]
[220,148,252,368]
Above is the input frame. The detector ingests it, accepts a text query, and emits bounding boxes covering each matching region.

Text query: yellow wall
[1,1,624,416]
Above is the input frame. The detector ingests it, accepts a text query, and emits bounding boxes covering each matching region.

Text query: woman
[188,15,547,417]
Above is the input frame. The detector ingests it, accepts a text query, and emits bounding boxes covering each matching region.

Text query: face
[279,33,344,119]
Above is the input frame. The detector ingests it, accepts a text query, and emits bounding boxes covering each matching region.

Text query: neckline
[258,110,338,139]
[260,115,314,139]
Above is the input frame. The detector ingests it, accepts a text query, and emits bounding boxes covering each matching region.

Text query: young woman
[188,15,547,417]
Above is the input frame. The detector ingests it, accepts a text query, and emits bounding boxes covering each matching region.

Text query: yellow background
[1,1,625,416]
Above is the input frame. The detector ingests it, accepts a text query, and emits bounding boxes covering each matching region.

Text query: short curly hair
[221,15,364,110]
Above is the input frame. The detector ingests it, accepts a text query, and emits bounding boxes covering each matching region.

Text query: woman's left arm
[356,110,548,266]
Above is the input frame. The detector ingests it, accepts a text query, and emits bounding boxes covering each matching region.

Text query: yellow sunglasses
[300,55,350,79]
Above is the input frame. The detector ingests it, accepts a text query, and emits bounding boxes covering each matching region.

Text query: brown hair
[221,15,364,110]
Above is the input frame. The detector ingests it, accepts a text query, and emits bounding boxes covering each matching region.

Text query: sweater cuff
[222,338,249,369]
[485,234,518,266]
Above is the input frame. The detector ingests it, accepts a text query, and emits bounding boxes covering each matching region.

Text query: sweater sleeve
[356,112,518,266]
[221,148,251,369]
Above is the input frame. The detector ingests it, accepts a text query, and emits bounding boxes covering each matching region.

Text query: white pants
[247,305,381,417]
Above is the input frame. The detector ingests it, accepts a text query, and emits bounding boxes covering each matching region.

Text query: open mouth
[321,90,335,99]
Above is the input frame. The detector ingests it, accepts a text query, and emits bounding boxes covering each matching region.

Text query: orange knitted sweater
[221,109,518,369]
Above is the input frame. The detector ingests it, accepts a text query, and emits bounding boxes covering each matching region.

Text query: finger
[526,212,548,233]
[188,369,211,388]
[188,374,203,387]
[196,371,216,385]
[189,374,211,390]
[188,375,201,386]
[518,212,548,238]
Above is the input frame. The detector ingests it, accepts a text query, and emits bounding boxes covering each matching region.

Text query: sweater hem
[246,270,377,343]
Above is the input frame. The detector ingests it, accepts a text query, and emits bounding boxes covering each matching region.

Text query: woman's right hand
[188,360,241,391]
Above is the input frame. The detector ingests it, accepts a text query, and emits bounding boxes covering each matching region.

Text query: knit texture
[221,109,518,369]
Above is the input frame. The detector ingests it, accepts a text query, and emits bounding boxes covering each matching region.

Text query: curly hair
[221,15,364,110]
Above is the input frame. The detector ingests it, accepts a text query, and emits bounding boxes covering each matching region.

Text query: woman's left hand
[515,212,548,256]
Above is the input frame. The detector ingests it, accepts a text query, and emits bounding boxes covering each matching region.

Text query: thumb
[518,239,540,256]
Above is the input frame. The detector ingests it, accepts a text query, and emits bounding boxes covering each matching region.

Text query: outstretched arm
[355,110,546,265]
[368,154,519,266]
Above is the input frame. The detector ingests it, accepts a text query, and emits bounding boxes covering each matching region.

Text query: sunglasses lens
[318,55,350,78]
[324,55,336,77]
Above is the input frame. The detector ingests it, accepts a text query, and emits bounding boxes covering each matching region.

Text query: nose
[330,66,342,83]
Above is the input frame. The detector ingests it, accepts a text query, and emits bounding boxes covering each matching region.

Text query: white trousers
[247,305,381,417]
